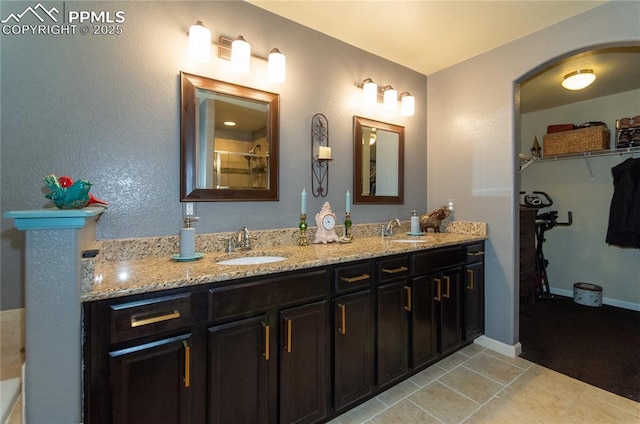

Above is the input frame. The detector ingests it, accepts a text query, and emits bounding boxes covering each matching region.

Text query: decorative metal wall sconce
[311,113,331,197]
[357,78,415,116]
[187,21,286,83]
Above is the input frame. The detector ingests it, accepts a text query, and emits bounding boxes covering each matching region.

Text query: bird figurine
[44,174,93,209]
[58,176,109,206]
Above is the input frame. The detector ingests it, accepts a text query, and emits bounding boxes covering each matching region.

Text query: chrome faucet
[382,219,402,237]
[236,227,252,251]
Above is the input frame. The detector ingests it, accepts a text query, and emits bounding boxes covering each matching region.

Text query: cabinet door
[411,276,437,369]
[464,261,484,341]
[109,333,193,424]
[280,301,329,424]
[334,290,373,411]
[436,268,462,355]
[207,315,270,424]
[376,281,409,387]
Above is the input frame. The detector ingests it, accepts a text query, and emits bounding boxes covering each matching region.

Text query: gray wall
[427,1,640,345]
[0,1,427,310]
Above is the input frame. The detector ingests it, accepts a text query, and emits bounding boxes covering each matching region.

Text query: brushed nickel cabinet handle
[382,266,408,274]
[340,274,370,283]
[443,276,451,299]
[404,286,412,311]
[182,340,190,388]
[467,269,474,290]
[130,310,181,328]
[338,304,346,335]
[434,278,442,301]
[262,322,270,361]
[467,251,485,257]
[284,317,292,353]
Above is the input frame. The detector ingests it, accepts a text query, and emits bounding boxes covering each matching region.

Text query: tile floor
[1,344,638,424]
[331,344,640,424]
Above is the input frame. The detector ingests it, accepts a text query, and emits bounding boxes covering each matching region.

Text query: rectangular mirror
[353,116,404,204]
[180,72,279,201]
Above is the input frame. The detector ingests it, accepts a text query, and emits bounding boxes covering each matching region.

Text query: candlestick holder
[343,212,353,241]
[298,213,309,246]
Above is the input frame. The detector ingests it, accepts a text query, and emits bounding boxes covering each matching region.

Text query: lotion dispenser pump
[180,216,199,258]
[410,210,420,234]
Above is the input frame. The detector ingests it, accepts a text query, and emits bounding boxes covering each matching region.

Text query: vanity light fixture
[231,35,251,74]
[562,69,596,90]
[399,92,415,116]
[382,86,398,111]
[360,78,378,106]
[188,21,211,63]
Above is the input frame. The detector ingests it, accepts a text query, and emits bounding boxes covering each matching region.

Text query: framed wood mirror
[180,72,280,201]
[353,116,404,204]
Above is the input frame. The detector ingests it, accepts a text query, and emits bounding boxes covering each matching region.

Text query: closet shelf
[519,146,640,174]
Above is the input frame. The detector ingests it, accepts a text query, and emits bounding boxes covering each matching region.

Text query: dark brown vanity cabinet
[464,242,485,341]
[333,262,374,412]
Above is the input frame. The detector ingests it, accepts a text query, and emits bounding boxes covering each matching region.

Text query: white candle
[301,188,307,214]
[318,146,332,160]
[346,189,351,213]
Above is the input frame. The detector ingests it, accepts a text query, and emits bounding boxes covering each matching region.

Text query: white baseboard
[550,288,640,311]
[473,335,522,358]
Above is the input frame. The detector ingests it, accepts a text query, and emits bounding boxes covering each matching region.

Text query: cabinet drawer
[377,256,410,284]
[208,270,329,322]
[411,247,462,276]
[109,292,193,344]
[335,261,373,292]
[464,243,485,264]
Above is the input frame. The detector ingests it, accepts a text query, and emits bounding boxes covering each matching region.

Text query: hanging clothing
[606,158,640,248]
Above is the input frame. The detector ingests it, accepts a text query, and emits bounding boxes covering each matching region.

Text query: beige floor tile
[458,343,485,358]
[408,381,480,424]
[464,396,543,424]
[436,352,469,370]
[497,376,575,422]
[337,397,387,424]
[376,379,419,407]
[514,364,588,403]
[581,385,640,418]
[438,366,504,403]
[371,399,441,424]
[463,352,525,385]
[561,391,640,424]
[484,350,534,369]
[408,364,448,388]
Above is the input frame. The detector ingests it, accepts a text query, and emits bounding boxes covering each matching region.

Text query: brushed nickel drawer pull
[434,278,442,301]
[467,269,475,290]
[443,276,451,299]
[382,266,408,274]
[284,317,292,353]
[262,322,270,361]
[182,340,190,388]
[130,310,181,328]
[340,274,370,283]
[467,251,485,256]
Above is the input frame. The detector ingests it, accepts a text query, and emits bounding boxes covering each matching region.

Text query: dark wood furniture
[84,242,484,424]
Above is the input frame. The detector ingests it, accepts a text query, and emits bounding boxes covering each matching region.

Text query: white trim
[473,335,522,358]
[550,287,640,312]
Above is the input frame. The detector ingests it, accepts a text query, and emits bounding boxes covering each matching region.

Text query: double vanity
[82,221,486,423]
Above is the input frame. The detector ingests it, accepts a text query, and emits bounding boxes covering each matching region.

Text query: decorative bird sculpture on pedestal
[44,174,96,209]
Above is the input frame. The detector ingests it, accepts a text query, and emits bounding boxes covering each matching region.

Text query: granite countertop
[83,221,487,302]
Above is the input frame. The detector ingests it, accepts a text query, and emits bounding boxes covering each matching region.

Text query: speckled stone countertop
[83,220,487,302]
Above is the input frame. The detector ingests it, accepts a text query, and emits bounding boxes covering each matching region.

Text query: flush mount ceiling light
[188,21,211,63]
[562,69,596,90]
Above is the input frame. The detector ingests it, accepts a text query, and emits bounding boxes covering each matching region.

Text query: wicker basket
[543,126,610,156]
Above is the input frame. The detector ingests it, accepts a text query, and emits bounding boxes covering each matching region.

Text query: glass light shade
[400,93,415,116]
[268,48,286,83]
[188,21,211,63]
[231,35,251,74]
[562,70,596,90]
[383,86,398,110]
[362,79,378,106]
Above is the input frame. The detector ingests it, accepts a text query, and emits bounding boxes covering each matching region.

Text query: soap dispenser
[180,216,199,258]
[410,210,420,234]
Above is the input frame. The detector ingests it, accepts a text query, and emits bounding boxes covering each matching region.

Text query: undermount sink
[215,255,287,266]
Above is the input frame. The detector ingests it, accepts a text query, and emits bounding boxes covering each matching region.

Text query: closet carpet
[519,295,640,402]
